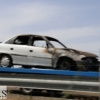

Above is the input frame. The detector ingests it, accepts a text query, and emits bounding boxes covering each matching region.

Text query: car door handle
[10,48,13,50]
[29,50,33,52]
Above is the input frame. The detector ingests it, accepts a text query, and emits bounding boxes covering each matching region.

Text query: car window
[49,41,65,48]
[33,40,47,48]
[14,36,29,45]
[5,36,17,44]
[32,36,48,48]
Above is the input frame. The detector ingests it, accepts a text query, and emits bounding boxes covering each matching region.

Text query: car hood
[56,48,97,58]
[65,48,98,57]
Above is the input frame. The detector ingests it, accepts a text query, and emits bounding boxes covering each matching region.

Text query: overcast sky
[0,0,100,56]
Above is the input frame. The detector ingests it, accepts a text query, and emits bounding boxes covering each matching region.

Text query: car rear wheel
[0,55,12,68]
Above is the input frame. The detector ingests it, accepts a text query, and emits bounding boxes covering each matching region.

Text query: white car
[0,34,99,71]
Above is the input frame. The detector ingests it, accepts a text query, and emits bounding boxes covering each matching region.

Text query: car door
[11,35,30,65]
[2,35,30,65]
[10,44,28,65]
[27,36,53,67]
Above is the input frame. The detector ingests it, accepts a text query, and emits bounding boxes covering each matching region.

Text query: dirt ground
[7,87,67,100]
[6,87,100,100]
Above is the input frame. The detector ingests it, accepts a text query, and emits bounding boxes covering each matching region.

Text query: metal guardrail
[0,67,100,93]
[0,67,99,77]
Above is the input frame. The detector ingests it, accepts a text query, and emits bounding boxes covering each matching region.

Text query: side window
[5,36,17,44]
[33,40,47,47]
[14,36,29,45]
[32,36,48,48]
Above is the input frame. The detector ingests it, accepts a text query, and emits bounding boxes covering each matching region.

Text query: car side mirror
[47,48,55,54]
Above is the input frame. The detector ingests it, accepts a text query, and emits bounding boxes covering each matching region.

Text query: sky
[0,0,100,56]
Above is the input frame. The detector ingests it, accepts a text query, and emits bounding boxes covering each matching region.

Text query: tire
[0,55,12,68]
[20,88,33,94]
[57,58,77,70]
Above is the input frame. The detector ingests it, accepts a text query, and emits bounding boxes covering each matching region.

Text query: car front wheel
[0,55,12,68]
[57,58,77,70]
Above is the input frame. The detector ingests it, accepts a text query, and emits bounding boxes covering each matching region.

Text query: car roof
[18,34,57,40]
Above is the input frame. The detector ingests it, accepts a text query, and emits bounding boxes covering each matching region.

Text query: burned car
[0,34,99,71]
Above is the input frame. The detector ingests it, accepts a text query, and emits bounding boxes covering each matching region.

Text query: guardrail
[0,67,99,77]
[0,67,100,93]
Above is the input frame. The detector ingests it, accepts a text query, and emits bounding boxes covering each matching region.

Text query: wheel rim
[0,56,10,67]
[61,62,71,70]
[23,88,33,93]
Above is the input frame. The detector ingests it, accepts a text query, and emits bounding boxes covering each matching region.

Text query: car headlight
[83,59,93,64]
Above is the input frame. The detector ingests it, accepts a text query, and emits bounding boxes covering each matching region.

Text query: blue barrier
[0,67,99,77]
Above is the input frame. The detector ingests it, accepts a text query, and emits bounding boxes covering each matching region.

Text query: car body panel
[0,43,28,65]
[27,46,52,66]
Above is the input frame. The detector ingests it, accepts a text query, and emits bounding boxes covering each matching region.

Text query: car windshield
[46,37,67,48]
